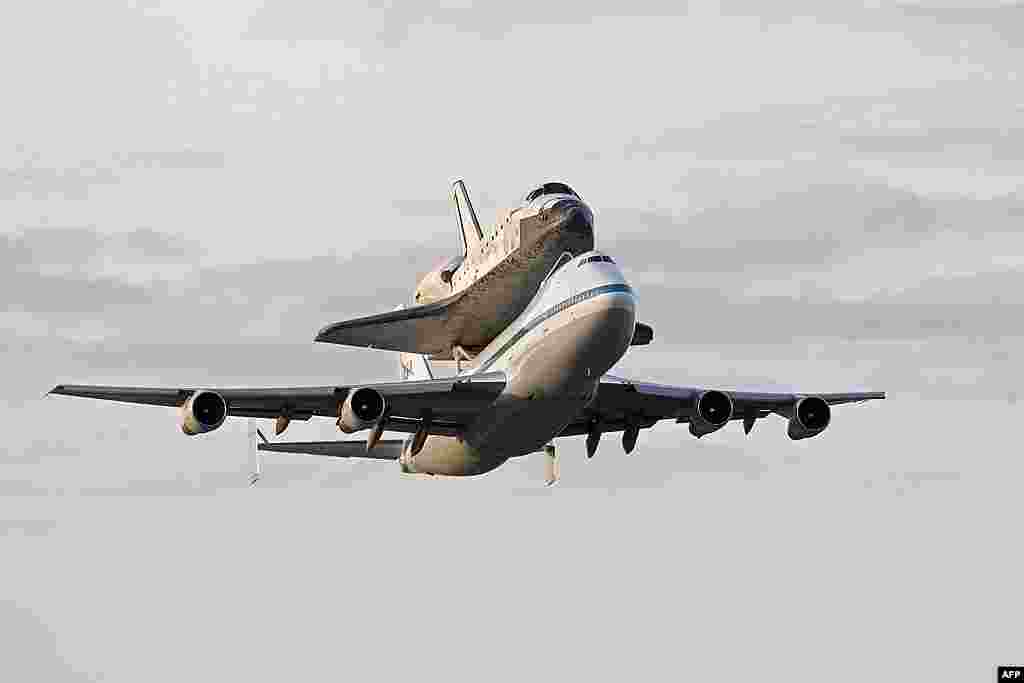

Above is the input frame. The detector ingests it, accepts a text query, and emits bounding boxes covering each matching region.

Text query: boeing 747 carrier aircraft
[50,184,885,485]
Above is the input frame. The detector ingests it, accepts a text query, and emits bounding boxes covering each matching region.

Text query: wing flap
[813,392,887,406]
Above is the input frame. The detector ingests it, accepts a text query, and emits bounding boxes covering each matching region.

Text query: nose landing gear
[543,443,558,486]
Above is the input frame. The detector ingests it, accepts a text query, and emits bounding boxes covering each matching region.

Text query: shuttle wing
[314,291,467,356]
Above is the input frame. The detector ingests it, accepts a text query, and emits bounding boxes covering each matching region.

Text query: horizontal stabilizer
[258,439,404,459]
[315,291,467,356]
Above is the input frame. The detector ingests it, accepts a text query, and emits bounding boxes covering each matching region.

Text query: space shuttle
[316,180,653,363]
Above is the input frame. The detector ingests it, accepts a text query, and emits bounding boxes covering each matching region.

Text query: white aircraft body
[50,239,885,483]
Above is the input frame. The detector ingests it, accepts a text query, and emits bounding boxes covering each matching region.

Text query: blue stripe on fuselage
[474,283,634,374]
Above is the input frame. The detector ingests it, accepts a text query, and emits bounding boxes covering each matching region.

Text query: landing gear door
[451,179,482,254]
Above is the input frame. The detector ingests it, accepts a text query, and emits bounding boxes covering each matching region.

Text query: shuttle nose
[551,198,594,236]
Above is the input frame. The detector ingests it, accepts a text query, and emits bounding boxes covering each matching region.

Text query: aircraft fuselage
[400,250,636,476]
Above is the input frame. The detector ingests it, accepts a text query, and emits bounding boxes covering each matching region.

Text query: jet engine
[689,390,733,438]
[338,387,387,433]
[630,322,654,347]
[180,390,228,436]
[787,396,831,440]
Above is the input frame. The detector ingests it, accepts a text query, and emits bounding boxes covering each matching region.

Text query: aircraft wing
[558,375,885,437]
[314,291,466,356]
[49,372,507,434]
[49,372,883,442]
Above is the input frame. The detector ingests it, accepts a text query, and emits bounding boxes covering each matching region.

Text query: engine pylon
[543,444,558,486]
[410,411,432,456]
[275,415,291,436]
[742,413,757,435]
[622,424,639,455]
[366,422,384,452]
[586,421,601,459]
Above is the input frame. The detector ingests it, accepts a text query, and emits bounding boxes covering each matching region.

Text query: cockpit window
[578,255,615,267]
[524,182,580,202]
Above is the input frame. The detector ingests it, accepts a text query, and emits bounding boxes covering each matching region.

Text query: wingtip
[48,384,65,396]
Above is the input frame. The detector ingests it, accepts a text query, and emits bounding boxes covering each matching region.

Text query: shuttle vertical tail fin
[452,179,483,254]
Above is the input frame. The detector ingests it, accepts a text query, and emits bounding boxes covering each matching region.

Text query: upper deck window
[524,182,580,202]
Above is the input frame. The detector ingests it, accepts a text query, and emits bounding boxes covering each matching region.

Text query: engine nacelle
[630,322,654,347]
[180,390,227,436]
[787,396,831,440]
[338,387,387,433]
[689,390,733,438]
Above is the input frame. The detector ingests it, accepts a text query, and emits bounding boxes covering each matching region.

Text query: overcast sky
[2,1,1022,680]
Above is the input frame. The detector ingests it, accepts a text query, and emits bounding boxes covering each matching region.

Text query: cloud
[899,470,962,488]
[627,105,1023,169]
[622,104,844,163]
[571,442,772,488]
[0,480,51,497]
[113,149,226,170]
[840,127,1024,163]
[76,470,251,497]
[602,182,971,279]
[1,226,190,316]
[4,272,160,315]
[0,157,119,200]
[718,0,1024,46]
[640,283,1024,345]
[619,86,1024,199]
[0,520,56,537]
[3,226,197,272]
[0,145,225,202]
[897,2,1024,45]
[1,225,454,335]
[3,227,460,350]
[391,198,452,218]
[0,602,81,681]
[0,439,83,465]
[243,1,690,44]
[602,183,1024,334]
